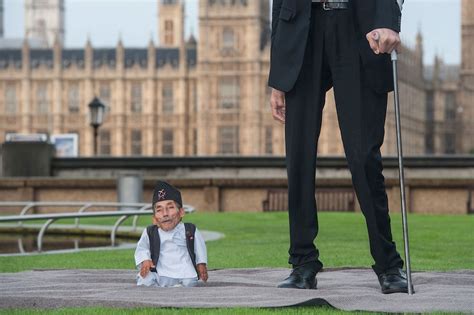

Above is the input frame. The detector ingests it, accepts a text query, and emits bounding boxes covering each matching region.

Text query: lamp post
[88,97,105,156]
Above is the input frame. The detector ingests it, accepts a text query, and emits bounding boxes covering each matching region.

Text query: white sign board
[51,134,79,157]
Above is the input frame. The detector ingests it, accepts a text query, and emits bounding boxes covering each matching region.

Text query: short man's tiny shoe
[277,263,318,289]
[378,268,413,294]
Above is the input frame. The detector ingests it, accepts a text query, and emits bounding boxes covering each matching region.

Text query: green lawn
[0,212,472,315]
[1,212,472,272]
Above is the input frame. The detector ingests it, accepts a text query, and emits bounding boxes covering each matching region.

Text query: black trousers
[284,4,404,275]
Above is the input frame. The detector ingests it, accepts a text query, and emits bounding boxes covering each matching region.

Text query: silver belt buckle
[323,1,331,10]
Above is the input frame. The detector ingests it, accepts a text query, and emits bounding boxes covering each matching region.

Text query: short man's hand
[270,88,286,124]
[366,28,401,55]
[140,260,154,278]
[197,263,208,282]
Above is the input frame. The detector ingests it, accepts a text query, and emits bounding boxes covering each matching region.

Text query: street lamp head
[88,97,106,128]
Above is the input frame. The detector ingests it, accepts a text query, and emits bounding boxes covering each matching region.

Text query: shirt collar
[159,221,184,238]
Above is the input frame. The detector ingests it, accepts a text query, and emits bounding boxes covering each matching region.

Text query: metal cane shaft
[391,50,413,295]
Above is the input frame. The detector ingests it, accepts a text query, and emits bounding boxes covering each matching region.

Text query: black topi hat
[152,181,183,208]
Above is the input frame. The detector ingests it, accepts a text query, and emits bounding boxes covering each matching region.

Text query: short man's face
[153,200,184,231]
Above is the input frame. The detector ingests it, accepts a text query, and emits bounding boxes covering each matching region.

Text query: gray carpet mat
[0,268,473,313]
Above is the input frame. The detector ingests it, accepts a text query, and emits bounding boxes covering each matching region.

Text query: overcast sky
[4,0,461,65]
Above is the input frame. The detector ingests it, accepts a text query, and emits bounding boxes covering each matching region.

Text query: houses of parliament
[0,0,472,157]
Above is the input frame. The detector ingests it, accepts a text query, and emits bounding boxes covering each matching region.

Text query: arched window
[131,82,142,113]
[68,83,80,113]
[162,129,174,155]
[5,84,17,114]
[218,77,240,109]
[131,130,142,155]
[222,27,235,50]
[218,126,239,155]
[36,82,48,114]
[164,20,174,45]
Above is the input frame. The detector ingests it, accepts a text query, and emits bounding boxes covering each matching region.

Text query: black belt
[312,1,349,10]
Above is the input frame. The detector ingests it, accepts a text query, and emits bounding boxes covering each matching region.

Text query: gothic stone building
[460,0,474,154]
[0,0,471,157]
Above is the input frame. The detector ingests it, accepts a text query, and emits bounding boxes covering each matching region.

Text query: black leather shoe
[378,268,413,294]
[278,263,318,289]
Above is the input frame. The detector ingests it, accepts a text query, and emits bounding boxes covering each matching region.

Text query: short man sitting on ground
[134,181,208,287]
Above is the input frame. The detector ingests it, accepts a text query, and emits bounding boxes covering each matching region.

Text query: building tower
[0,0,4,38]
[158,0,184,47]
[24,0,65,48]
[197,0,271,155]
[461,0,474,153]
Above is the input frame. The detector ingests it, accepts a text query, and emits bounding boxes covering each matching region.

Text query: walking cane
[373,0,413,295]
[391,0,414,295]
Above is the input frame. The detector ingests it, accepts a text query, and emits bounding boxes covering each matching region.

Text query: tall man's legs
[278,4,329,289]
[278,6,407,293]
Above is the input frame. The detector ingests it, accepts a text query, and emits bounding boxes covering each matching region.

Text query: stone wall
[0,176,472,215]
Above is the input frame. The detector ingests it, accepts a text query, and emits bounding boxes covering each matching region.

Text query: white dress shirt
[134,222,207,279]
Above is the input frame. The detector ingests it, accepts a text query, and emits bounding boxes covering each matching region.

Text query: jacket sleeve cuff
[374,0,401,32]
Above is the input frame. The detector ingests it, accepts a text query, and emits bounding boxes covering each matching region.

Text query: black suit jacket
[268,0,402,93]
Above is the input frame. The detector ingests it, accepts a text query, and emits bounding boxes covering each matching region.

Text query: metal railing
[1,202,151,229]
[0,201,194,229]
[0,202,195,252]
